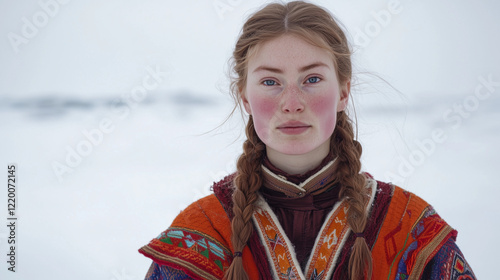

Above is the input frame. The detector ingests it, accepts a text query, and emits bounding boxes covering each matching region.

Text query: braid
[332,111,372,280]
[225,116,265,280]
[226,2,367,278]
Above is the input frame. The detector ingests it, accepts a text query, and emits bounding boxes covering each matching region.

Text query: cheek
[248,95,278,139]
[310,95,337,136]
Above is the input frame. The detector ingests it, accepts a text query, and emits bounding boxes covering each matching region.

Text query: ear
[337,80,350,112]
[241,91,252,115]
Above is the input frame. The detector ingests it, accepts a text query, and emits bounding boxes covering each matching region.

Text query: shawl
[139,173,471,279]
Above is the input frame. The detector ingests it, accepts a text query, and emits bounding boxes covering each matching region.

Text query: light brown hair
[226,1,372,279]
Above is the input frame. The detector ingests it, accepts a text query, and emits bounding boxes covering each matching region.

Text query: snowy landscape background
[1,0,499,279]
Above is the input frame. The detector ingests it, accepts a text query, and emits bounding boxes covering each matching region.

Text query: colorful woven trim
[139,227,232,280]
[252,202,303,279]
[396,207,456,280]
[370,186,460,280]
[145,262,194,280]
[428,238,476,279]
[252,177,377,280]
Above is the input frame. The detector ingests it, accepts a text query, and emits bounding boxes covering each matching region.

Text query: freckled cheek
[310,96,337,137]
[248,96,278,139]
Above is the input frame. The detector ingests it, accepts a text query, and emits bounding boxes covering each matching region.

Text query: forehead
[247,34,335,72]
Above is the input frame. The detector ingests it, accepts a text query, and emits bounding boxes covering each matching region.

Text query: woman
[139,1,476,279]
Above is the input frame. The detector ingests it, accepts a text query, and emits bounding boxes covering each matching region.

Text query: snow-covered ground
[1,0,499,279]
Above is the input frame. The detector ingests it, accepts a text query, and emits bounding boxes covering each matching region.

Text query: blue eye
[307,77,321,84]
[263,80,277,86]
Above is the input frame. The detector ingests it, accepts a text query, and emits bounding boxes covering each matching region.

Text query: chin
[272,144,318,156]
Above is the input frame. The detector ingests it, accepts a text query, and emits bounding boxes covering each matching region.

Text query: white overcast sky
[0,1,499,278]
[0,0,499,99]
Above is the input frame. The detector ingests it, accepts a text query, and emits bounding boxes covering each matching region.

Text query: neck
[266,144,330,175]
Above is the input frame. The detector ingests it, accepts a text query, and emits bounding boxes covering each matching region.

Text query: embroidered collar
[261,157,338,198]
[262,152,335,184]
[252,177,377,280]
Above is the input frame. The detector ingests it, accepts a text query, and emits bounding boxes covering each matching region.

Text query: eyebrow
[252,62,330,74]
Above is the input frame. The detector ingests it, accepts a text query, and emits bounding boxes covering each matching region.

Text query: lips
[277,121,309,128]
[277,121,311,135]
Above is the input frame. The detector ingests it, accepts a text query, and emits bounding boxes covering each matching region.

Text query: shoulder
[366,172,444,228]
[167,173,236,244]
[368,175,458,279]
[371,175,456,243]
[211,173,236,218]
[139,176,236,280]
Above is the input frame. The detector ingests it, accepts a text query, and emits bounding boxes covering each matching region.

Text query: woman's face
[243,34,349,160]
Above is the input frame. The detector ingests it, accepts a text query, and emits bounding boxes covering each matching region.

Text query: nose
[281,85,305,113]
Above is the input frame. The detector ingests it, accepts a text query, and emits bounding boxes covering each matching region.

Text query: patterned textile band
[233,252,243,257]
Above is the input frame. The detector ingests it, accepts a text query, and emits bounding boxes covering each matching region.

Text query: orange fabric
[242,246,260,280]
[371,186,426,279]
[370,186,453,280]
[305,200,351,279]
[171,194,232,250]
[141,184,455,279]
[167,194,260,279]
